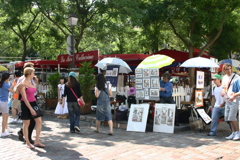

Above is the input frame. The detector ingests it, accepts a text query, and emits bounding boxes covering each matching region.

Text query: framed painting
[153,103,176,133]
[195,90,203,107]
[126,104,149,132]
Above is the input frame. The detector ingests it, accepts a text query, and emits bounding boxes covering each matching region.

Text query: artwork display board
[196,71,204,89]
[195,90,203,107]
[196,108,212,125]
[135,68,159,101]
[126,104,149,132]
[153,103,175,133]
[105,65,119,87]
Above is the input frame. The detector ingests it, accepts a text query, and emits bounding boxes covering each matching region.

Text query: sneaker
[1,132,11,137]
[74,126,80,132]
[9,119,17,123]
[6,128,14,133]
[207,132,216,136]
[17,119,23,123]
[225,132,235,140]
[233,132,240,141]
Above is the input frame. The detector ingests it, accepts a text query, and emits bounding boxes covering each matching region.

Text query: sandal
[34,143,45,148]
[26,145,35,149]
[108,132,113,135]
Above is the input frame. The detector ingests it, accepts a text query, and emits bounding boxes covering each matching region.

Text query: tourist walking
[0,73,15,137]
[20,67,45,148]
[62,72,84,133]
[94,73,113,135]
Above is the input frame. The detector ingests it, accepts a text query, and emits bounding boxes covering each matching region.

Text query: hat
[68,72,76,78]
[129,87,136,95]
[212,74,222,80]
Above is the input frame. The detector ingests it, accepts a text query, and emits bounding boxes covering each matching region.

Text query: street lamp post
[67,13,78,68]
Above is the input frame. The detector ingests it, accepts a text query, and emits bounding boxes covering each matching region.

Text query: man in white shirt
[221,63,239,140]
[208,74,225,136]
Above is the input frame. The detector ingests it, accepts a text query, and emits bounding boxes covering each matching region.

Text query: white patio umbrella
[95,57,132,73]
[180,57,219,68]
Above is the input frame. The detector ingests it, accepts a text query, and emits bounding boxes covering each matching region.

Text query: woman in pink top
[20,67,45,149]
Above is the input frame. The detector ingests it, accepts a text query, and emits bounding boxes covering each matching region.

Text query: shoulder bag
[70,88,85,107]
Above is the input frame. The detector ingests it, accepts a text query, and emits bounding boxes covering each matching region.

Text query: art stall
[127,54,177,133]
[179,57,219,131]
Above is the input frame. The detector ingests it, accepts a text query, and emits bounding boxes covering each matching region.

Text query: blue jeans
[67,102,80,132]
[210,107,225,135]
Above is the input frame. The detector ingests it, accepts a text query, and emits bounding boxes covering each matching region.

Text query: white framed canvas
[136,85,142,90]
[135,68,142,74]
[143,69,150,77]
[135,79,142,84]
[136,90,144,98]
[143,79,150,88]
[150,68,159,76]
[151,78,159,88]
[153,103,176,133]
[106,70,112,76]
[126,104,149,132]
[150,89,159,97]
[196,71,204,89]
[112,68,118,77]
[136,74,142,78]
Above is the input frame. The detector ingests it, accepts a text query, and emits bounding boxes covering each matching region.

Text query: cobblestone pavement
[1,111,240,160]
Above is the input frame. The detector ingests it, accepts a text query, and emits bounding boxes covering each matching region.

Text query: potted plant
[78,61,96,114]
[46,72,61,109]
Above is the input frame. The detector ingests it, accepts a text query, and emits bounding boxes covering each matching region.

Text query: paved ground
[1,111,240,160]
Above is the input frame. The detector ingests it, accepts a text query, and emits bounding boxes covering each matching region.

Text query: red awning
[99,54,149,61]
[15,60,68,69]
[153,49,211,62]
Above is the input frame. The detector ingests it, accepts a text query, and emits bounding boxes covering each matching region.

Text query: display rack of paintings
[135,68,160,101]
[105,65,119,87]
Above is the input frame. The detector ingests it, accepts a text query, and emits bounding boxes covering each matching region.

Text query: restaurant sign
[58,54,73,64]
[74,50,99,63]
[58,50,99,64]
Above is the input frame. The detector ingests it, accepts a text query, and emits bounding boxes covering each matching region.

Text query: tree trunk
[188,46,195,87]
[21,39,27,62]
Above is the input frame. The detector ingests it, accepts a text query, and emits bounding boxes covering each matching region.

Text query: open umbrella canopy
[95,57,132,73]
[136,55,175,69]
[180,57,219,68]
[0,65,8,71]
[218,59,240,69]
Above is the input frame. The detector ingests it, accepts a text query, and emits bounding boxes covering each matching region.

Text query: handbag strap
[227,73,236,91]
[70,88,78,100]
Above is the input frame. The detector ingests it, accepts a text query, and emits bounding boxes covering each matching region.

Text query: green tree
[162,0,240,85]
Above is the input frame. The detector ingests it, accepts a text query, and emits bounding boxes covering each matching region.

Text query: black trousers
[19,118,35,140]
[159,96,179,122]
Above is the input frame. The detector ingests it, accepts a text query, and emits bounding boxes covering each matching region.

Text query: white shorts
[0,101,9,114]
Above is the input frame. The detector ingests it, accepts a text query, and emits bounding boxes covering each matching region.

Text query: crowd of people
[0,62,114,149]
[1,61,240,150]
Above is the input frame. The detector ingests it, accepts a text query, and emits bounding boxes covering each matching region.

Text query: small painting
[150,89,159,97]
[135,68,142,74]
[195,90,203,107]
[150,68,159,76]
[143,69,150,77]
